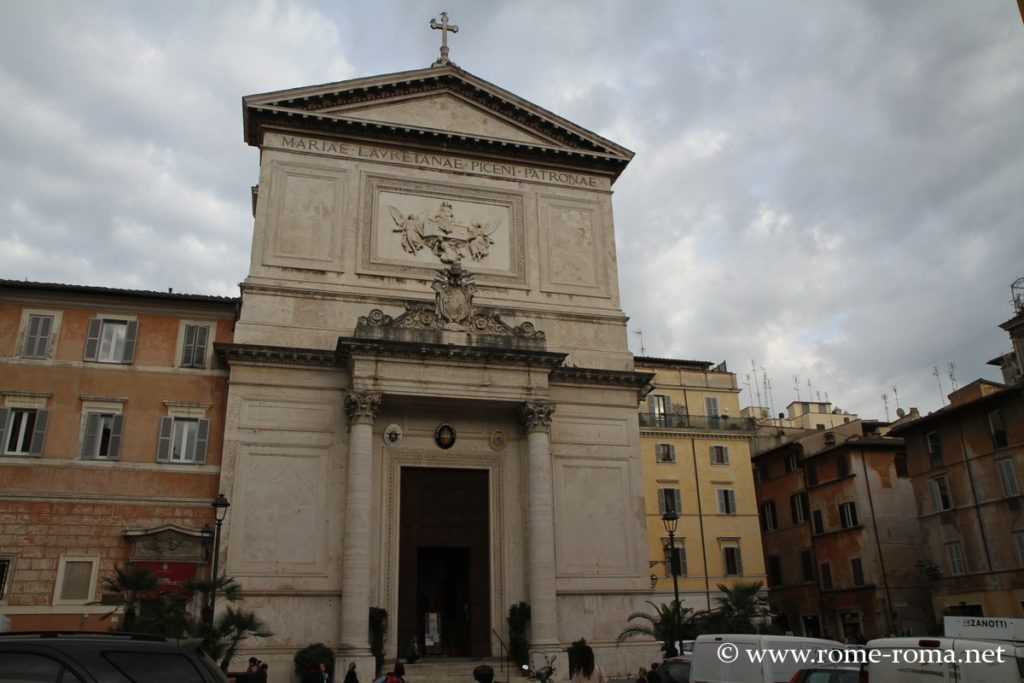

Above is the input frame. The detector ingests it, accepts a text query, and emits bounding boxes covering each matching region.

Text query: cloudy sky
[2,1,1022,419]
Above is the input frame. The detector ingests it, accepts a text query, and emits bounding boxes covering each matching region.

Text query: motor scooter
[522,654,556,683]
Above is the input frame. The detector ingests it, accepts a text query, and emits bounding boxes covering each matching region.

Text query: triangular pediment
[243,65,633,179]
[326,93,555,146]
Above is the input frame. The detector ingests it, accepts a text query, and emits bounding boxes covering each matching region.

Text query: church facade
[216,59,658,673]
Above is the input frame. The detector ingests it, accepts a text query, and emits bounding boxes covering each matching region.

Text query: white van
[864,636,1024,682]
[689,633,846,683]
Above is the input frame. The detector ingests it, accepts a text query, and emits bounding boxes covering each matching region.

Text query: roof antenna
[632,329,646,356]
[948,362,959,393]
[882,393,890,421]
[932,366,946,406]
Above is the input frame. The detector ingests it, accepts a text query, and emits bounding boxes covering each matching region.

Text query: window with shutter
[723,546,743,576]
[22,314,55,358]
[659,487,682,514]
[710,445,729,465]
[930,476,954,511]
[84,318,138,363]
[717,489,737,514]
[2,408,48,457]
[999,459,1021,497]
[180,323,212,368]
[80,413,123,460]
[655,443,676,463]
[839,502,858,528]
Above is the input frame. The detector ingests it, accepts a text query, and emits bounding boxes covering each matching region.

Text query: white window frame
[649,394,671,426]
[78,398,126,461]
[716,488,737,515]
[946,542,966,576]
[721,541,743,576]
[655,443,676,463]
[839,501,858,528]
[157,401,212,465]
[926,431,943,467]
[760,500,778,531]
[0,554,13,603]
[710,444,729,465]
[1,393,51,458]
[18,309,62,360]
[658,487,682,515]
[177,321,215,370]
[998,458,1020,497]
[704,396,720,418]
[53,555,100,606]
[791,492,809,524]
[786,452,799,473]
[930,475,954,512]
[84,316,138,364]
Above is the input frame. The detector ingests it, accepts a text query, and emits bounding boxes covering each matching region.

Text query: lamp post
[207,493,230,626]
[662,510,681,651]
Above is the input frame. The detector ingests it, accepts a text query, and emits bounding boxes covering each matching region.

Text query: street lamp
[207,493,230,626]
[662,510,681,651]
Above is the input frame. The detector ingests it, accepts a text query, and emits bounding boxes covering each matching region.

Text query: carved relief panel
[361,174,526,286]
[262,162,348,272]
[538,196,610,298]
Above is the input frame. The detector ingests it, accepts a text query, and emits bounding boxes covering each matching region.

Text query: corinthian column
[519,400,559,652]
[338,391,381,659]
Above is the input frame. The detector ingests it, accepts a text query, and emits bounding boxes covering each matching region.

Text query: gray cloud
[1,0,1021,418]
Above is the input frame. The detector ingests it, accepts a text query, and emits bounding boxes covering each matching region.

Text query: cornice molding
[214,342,336,368]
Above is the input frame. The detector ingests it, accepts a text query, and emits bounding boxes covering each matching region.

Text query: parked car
[787,666,861,683]
[659,654,692,683]
[0,631,229,683]
[865,636,1024,683]
[690,633,845,683]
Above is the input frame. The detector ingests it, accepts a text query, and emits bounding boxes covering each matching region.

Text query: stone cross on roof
[430,11,459,67]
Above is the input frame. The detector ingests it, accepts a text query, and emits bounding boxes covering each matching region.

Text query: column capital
[344,391,382,424]
[519,400,555,433]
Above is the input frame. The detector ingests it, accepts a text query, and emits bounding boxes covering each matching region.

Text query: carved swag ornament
[358,264,546,337]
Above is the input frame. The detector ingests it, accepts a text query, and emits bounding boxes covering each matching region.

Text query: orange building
[0,280,236,630]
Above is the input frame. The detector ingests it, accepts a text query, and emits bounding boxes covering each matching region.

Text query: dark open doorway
[397,467,490,658]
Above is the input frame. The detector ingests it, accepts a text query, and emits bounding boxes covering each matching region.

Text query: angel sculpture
[388,206,425,255]
[387,201,500,264]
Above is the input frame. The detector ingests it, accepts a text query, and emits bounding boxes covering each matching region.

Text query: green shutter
[81,413,99,459]
[29,410,48,455]
[108,415,123,460]
[156,417,173,462]
[84,319,102,360]
[122,321,138,362]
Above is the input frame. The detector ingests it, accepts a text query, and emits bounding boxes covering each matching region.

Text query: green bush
[507,602,530,666]
[369,607,388,676]
[294,643,334,677]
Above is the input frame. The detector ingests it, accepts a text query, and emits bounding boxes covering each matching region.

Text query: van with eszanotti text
[689,634,846,683]
[864,637,1024,682]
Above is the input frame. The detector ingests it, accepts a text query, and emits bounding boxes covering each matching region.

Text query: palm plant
[207,607,273,672]
[100,563,159,631]
[617,600,698,653]
[182,575,242,627]
[700,581,772,633]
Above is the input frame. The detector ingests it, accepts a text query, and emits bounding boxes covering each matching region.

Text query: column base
[334,652,376,682]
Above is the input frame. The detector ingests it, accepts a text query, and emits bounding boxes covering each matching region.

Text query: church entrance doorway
[397,467,491,658]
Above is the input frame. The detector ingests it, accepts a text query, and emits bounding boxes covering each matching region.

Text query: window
[767,555,783,586]
[157,417,210,464]
[649,394,671,426]
[930,475,954,511]
[179,323,212,369]
[716,489,737,515]
[801,550,816,581]
[894,453,909,478]
[851,558,865,586]
[723,546,743,576]
[0,654,66,681]
[790,492,810,524]
[812,509,824,534]
[988,410,1008,449]
[21,314,55,358]
[79,412,124,460]
[836,453,850,476]
[806,462,818,486]
[839,502,858,528]
[757,460,772,482]
[658,488,682,515]
[1,407,49,456]
[0,556,11,601]
[105,652,208,683]
[1015,533,1024,567]
[710,445,729,465]
[927,431,943,468]
[785,452,800,473]
[663,540,687,577]
[704,396,720,419]
[760,501,778,531]
[946,542,966,576]
[84,318,138,363]
[998,459,1021,497]
[54,555,99,605]
[820,562,833,589]
[655,443,676,463]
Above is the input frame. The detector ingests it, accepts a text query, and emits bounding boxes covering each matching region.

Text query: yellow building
[635,357,766,614]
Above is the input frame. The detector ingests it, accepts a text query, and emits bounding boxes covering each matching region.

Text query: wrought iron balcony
[639,413,757,432]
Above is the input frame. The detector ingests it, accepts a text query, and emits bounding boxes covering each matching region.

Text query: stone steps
[401,656,518,683]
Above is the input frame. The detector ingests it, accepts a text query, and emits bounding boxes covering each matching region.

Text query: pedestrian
[342,661,358,683]
[647,662,663,683]
[246,657,260,673]
[635,665,648,683]
[384,661,405,683]
[472,664,494,683]
[302,663,323,683]
[569,644,605,683]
